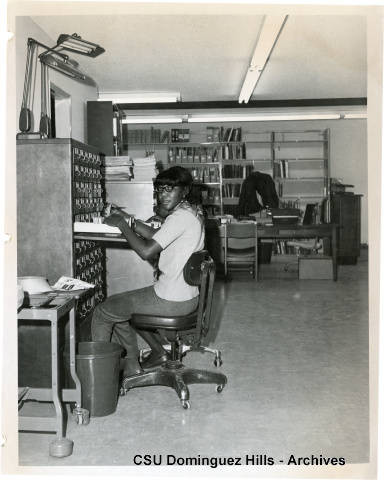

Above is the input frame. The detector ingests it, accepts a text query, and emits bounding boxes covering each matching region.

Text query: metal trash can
[74,341,123,417]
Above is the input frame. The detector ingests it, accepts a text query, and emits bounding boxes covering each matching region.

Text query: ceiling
[31,13,367,103]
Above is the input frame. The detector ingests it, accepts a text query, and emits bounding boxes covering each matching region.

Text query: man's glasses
[154,185,177,193]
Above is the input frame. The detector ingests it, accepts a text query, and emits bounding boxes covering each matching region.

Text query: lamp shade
[41,54,97,86]
[56,33,105,58]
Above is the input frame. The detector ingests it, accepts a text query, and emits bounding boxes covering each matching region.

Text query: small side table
[18,295,89,457]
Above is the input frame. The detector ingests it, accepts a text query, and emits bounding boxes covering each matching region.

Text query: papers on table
[74,222,121,234]
[53,276,94,290]
[133,154,158,181]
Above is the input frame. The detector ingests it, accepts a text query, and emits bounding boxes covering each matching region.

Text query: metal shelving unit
[123,125,330,217]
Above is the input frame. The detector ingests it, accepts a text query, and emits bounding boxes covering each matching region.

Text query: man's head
[153,166,193,212]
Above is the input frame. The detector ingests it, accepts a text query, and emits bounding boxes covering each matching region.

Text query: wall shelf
[123,124,330,217]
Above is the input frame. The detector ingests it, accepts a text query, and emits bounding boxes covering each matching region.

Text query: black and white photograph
[1,1,383,479]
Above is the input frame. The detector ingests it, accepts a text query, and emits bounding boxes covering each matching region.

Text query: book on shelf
[187,147,193,162]
[221,182,241,198]
[223,128,233,142]
[221,127,242,142]
[160,130,170,144]
[127,128,162,144]
[170,128,190,143]
[206,126,222,142]
[206,127,214,142]
[222,164,251,179]
[219,143,246,160]
[233,127,242,142]
[219,126,225,142]
[277,160,289,178]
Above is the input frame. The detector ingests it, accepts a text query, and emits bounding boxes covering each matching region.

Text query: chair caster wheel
[214,355,223,367]
[119,387,128,397]
[216,384,225,393]
[73,407,90,425]
[181,400,190,409]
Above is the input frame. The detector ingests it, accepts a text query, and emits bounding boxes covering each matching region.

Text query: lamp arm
[27,38,69,62]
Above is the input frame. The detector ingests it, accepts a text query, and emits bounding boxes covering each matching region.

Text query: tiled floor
[18,251,369,467]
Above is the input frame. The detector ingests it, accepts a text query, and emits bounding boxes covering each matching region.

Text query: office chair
[223,222,258,280]
[120,250,227,409]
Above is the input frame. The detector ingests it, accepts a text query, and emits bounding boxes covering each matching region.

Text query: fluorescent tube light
[239,15,288,104]
[56,33,105,58]
[188,113,341,123]
[122,116,183,124]
[341,113,367,119]
[99,92,181,104]
[41,54,96,86]
[121,111,365,125]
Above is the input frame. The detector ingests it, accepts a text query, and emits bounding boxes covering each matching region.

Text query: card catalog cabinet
[17,138,106,386]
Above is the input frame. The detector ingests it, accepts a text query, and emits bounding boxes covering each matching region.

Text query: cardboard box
[299,255,333,280]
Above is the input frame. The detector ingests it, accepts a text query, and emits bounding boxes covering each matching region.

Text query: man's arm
[105,214,162,260]
[108,206,159,239]
[133,220,158,239]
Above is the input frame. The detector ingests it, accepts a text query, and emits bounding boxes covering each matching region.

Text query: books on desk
[74,222,121,234]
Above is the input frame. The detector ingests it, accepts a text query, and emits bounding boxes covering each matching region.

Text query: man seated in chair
[91,166,205,382]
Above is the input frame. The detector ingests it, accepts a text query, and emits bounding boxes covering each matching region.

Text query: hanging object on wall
[19,40,37,133]
[17,34,105,139]
[39,61,51,138]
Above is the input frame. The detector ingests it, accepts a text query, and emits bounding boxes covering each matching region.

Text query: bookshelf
[122,124,330,218]
[272,129,330,214]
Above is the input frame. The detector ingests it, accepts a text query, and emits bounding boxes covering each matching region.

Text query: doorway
[50,83,71,138]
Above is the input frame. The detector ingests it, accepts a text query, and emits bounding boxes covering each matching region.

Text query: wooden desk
[18,295,90,457]
[74,223,338,281]
[205,222,338,281]
[255,223,338,281]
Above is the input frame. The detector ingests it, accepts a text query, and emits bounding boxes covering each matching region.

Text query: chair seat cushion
[131,310,198,331]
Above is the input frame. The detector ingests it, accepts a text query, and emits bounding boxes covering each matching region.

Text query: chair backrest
[225,222,256,238]
[183,250,216,344]
[224,222,257,250]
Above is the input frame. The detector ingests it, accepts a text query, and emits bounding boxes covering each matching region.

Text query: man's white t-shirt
[152,206,205,301]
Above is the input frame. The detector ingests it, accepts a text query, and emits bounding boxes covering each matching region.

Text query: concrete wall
[15,16,98,142]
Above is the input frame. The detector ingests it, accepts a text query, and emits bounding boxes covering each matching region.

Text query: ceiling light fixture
[122,115,184,124]
[188,113,341,123]
[238,15,288,104]
[56,33,105,58]
[341,112,367,119]
[99,92,181,104]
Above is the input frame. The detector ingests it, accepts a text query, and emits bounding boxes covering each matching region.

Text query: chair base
[139,345,223,367]
[120,361,227,409]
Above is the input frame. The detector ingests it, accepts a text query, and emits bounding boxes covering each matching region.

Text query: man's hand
[104,213,125,228]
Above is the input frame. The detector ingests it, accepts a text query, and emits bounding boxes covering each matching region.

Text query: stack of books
[133,154,158,181]
[103,156,133,181]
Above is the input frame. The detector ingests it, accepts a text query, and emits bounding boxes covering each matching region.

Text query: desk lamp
[18,34,105,138]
